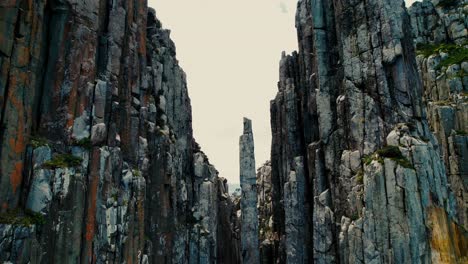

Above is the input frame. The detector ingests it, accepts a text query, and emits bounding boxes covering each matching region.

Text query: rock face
[266,0,468,263]
[409,0,468,229]
[0,1,239,263]
[239,118,260,264]
[257,161,275,263]
[217,178,242,264]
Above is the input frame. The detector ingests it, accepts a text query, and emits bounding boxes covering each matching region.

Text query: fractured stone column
[239,118,260,264]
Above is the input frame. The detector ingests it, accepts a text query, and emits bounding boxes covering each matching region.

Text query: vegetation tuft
[30,136,48,148]
[416,42,468,70]
[0,208,46,227]
[42,154,83,169]
[363,146,414,169]
[133,169,142,177]
[74,138,93,150]
[433,99,452,106]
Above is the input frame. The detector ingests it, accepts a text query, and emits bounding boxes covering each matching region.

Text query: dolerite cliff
[239,118,260,264]
[0,1,239,263]
[409,0,468,229]
[264,0,468,263]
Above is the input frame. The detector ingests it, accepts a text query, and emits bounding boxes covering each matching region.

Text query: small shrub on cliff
[30,136,48,148]
[377,146,414,169]
[416,43,440,58]
[416,42,468,70]
[363,146,414,169]
[376,146,403,158]
[362,154,376,166]
[0,209,46,227]
[433,99,452,106]
[133,169,141,177]
[42,154,83,169]
[74,138,92,150]
[438,47,468,70]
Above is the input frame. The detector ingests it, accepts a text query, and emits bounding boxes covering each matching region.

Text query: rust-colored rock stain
[84,149,100,263]
[428,207,468,264]
[9,162,23,194]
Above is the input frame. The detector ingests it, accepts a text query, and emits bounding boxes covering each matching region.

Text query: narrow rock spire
[239,118,260,264]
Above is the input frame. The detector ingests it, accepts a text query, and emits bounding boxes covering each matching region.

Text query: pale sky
[148,0,419,184]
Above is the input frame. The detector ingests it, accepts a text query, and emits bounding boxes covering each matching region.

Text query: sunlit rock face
[266,0,468,263]
[0,1,238,263]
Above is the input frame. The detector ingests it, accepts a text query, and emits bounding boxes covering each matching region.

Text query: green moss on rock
[416,42,468,70]
[363,146,414,169]
[0,208,46,227]
[30,136,48,148]
[74,137,92,150]
[42,154,83,169]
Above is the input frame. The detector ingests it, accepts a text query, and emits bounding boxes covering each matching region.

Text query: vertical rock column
[239,118,260,264]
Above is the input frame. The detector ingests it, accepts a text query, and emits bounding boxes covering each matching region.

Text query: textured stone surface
[1,0,467,263]
[410,0,468,228]
[217,177,241,264]
[257,161,275,263]
[239,118,260,264]
[265,0,468,263]
[0,2,238,263]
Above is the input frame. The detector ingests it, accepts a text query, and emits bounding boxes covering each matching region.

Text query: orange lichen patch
[428,206,468,264]
[4,71,27,195]
[84,150,100,262]
[8,112,25,154]
[7,117,25,154]
[6,71,27,153]
[9,162,23,194]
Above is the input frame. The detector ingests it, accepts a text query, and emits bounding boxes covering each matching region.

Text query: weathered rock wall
[257,161,275,263]
[409,0,468,228]
[0,1,239,263]
[268,0,468,263]
[239,118,260,264]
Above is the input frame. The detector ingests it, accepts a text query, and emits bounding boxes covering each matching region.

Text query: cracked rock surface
[0,1,239,263]
[264,0,468,263]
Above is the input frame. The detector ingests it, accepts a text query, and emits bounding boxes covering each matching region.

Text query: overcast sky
[148,0,419,184]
